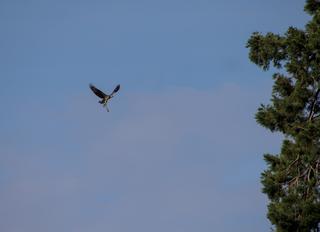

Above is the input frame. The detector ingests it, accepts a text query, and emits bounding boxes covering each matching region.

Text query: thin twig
[286,154,300,172]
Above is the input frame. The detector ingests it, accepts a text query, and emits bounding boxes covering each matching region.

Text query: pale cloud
[0,83,281,232]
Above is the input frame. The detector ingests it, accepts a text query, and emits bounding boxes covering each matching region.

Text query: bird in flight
[89,84,120,112]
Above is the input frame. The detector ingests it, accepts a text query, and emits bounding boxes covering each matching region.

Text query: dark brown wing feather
[89,84,107,99]
[110,84,120,96]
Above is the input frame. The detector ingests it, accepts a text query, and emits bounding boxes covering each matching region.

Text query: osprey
[89,84,120,112]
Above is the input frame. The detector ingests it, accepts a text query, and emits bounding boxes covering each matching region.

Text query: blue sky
[0,1,310,231]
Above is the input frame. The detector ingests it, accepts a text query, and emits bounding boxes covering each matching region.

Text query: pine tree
[246,1,320,231]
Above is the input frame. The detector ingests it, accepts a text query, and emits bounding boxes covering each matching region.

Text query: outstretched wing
[110,84,120,97]
[89,84,107,99]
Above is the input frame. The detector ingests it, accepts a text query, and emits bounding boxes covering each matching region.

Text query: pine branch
[312,113,320,120]
[285,154,300,172]
[308,88,320,121]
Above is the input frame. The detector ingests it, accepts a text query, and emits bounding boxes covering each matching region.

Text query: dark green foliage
[305,0,320,15]
[247,1,320,231]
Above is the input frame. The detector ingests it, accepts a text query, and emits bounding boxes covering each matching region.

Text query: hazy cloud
[0,84,281,232]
